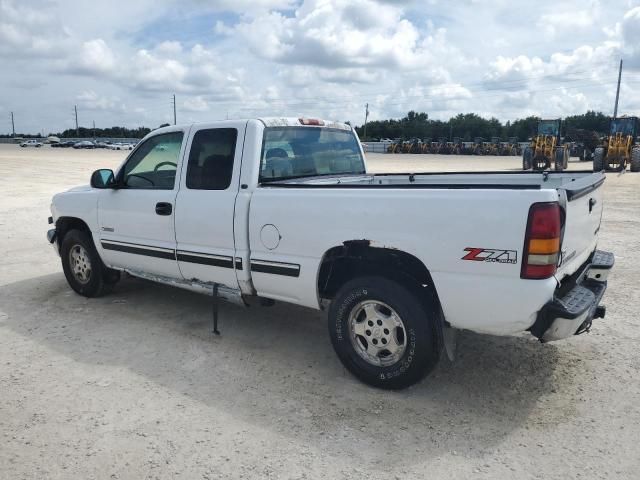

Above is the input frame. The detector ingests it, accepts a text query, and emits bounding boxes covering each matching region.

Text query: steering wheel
[125,173,155,187]
[154,161,177,172]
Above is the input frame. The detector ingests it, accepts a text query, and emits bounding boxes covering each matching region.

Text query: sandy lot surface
[1,144,638,479]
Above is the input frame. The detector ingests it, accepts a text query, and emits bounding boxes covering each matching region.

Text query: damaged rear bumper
[530,250,614,342]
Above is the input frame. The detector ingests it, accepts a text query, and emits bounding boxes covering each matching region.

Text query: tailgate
[555,172,606,279]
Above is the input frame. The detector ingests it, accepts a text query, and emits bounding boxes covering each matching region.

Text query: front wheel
[328,276,440,389]
[60,229,119,297]
[593,147,605,172]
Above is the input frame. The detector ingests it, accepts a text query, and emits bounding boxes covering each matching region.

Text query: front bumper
[530,249,614,342]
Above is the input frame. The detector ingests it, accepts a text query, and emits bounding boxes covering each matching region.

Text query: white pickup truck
[48,118,614,389]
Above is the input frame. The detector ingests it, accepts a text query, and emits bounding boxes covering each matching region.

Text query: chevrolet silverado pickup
[47,118,614,389]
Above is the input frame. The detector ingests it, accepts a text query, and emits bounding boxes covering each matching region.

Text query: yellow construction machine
[593,116,640,172]
[522,119,569,171]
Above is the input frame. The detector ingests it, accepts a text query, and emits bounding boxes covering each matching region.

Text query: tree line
[355,110,611,142]
[56,126,155,138]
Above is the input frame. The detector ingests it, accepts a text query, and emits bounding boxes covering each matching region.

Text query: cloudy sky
[2,0,640,134]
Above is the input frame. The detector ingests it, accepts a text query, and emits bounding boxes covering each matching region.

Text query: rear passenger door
[174,122,246,289]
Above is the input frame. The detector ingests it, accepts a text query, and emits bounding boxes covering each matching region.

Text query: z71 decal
[462,247,518,264]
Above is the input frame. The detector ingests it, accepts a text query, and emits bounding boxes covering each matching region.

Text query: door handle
[155,202,172,216]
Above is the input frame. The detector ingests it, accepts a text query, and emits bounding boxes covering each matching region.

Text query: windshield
[610,118,637,136]
[259,127,365,182]
[538,120,560,136]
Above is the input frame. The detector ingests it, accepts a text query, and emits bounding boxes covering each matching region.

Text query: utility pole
[613,59,623,119]
[10,112,15,137]
[173,94,177,125]
[92,120,96,140]
[74,105,79,137]
[363,103,369,140]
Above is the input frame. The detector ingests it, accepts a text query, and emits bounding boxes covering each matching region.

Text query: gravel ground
[0,144,638,479]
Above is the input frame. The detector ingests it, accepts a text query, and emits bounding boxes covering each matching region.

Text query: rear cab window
[259,127,365,182]
[186,128,238,190]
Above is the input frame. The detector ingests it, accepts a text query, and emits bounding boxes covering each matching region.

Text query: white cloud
[77,39,116,74]
[0,0,70,58]
[76,90,126,112]
[183,96,210,112]
[232,0,432,69]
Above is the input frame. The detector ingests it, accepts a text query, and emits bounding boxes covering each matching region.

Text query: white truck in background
[47,118,614,389]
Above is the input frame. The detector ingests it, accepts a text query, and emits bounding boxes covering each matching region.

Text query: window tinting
[186,128,238,190]
[122,132,183,189]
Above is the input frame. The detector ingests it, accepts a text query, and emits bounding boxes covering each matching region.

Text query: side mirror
[90,169,115,189]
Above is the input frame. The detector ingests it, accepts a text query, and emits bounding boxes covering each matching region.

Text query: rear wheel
[593,147,605,172]
[631,146,640,172]
[60,229,119,297]
[522,147,533,170]
[328,276,440,389]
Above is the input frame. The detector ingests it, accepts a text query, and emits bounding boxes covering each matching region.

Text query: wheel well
[318,241,446,346]
[318,241,439,303]
[55,217,91,248]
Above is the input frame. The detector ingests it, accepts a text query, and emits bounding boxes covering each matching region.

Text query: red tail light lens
[521,202,562,279]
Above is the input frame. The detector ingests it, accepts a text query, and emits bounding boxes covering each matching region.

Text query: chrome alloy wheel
[69,244,92,284]
[348,300,407,367]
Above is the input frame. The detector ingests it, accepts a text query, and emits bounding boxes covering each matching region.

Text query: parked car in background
[20,140,43,148]
[51,141,76,148]
[73,141,96,149]
[108,143,133,150]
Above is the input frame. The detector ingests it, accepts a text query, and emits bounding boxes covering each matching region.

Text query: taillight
[521,202,561,279]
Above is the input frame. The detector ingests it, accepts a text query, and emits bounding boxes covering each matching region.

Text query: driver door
[96,128,188,278]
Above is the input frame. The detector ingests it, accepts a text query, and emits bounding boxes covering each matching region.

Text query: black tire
[522,147,533,170]
[630,147,640,172]
[328,276,440,390]
[60,229,119,297]
[554,147,565,171]
[593,147,605,172]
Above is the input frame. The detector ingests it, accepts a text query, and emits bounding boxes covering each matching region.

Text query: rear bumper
[530,249,614,342]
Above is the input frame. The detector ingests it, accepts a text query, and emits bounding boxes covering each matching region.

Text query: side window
[121,132,184,189]
[186,128,238,190]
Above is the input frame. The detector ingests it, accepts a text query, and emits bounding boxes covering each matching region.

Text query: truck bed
[251,169,605,334]
[264,170,604,194]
